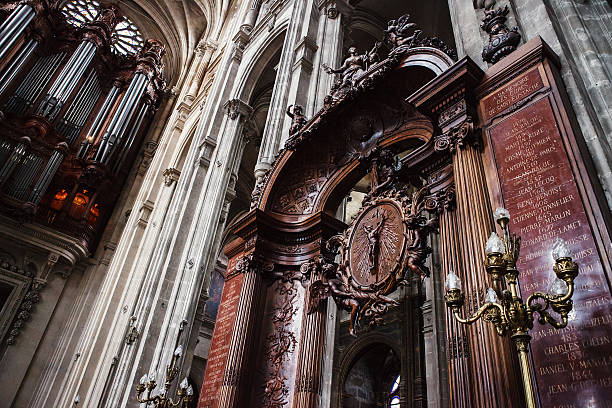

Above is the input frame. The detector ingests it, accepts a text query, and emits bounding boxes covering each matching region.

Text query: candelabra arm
[452,301,504,325]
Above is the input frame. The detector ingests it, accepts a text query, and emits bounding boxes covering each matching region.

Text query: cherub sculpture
[286,104,307,135]
[307,256,396,337]
[384,14,423,50]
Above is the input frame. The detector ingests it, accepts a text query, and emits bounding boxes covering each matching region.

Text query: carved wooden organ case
[0,1,166,252]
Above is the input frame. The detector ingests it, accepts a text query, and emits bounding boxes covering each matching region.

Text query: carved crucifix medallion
[348,202,404,286]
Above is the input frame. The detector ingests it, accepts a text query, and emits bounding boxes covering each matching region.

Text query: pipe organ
[0,0,166,252]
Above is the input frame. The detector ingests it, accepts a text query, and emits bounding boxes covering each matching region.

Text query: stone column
[184,41,217,103]
[435,116,523,408]
[306,0,349,115]
[446,0,487,70]
[255,0,309,172]
[216,257,264,408]
[0,3,35,62]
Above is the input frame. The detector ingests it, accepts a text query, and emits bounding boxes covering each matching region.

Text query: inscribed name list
[198,271,244,408]
[488,95,612,407]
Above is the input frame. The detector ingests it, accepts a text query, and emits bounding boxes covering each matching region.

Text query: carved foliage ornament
[304,149,440,336]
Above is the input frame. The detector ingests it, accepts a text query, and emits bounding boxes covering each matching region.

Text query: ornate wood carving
[304,149,439,336]
[481,6,521,64]
[262,277,298,408]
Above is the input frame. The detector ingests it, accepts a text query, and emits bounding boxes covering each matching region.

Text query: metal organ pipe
[95,73,149,164]
[78,85,120,158]
[28,150,64,204]
[0,4,35,62]
[0,143,26,186]
[57,69,101,144]
[37,40,97,120]
[8,154,43,201]
[0,39,38,97]
[112,102,149,173]
[5,52,66,115]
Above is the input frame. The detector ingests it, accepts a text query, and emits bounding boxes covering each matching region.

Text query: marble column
[0,3,35,62]
[216,259,264,408]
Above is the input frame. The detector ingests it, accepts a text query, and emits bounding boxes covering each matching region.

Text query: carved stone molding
[138,141,158,175]
[6,278,46,345]
[224,99,253,121]
[481,6,521,64]
[162,167,180,186]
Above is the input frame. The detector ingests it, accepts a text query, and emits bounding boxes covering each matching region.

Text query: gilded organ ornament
[304,149,439,336]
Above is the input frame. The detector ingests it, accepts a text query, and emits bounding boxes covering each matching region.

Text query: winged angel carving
[304,182,439,336]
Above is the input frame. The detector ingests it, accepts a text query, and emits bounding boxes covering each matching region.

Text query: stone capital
[162,167,180,186]
[224,98,253,121]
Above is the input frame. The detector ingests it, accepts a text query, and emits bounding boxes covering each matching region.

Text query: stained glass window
[61,0,144,56]
[389,375,400,407]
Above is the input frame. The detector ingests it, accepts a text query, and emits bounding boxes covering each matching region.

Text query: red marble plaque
[198,268,244,408]
[482,67,544,120]
[488,95,612,407]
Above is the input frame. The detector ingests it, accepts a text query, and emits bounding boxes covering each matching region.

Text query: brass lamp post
[444,207,579,408]
[136,345,194,407]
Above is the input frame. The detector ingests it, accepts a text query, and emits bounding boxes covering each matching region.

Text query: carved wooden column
[435,113,523,408]
[293,275,327,408]
[216,254,267,408]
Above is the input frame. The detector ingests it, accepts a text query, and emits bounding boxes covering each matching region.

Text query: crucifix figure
[363,213,385,275]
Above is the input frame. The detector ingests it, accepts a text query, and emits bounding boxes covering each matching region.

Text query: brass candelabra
[444,207,579,408]
[136,345,194,407]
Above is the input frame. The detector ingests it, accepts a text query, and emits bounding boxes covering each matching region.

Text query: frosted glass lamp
[485,288,499,303]
[485,232,505,255]
[551,237,571,261]
[446,271,462,291]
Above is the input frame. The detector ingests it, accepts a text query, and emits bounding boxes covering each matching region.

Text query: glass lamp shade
[485,288,499,303]
[445,271,462,291]
[550,278,568,295]
[485,232,505,255]
[552,237,572,261]
[494,207,510,222]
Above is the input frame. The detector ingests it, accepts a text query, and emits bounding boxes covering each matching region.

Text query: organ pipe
[37,40,97,120]
[7,154,43,201]
[0,143,26,186]
[0,4,35,62]
[4,52,66,115]
[0,39,38,97]
[28,150,64,204]
[77,85,120,158]
[112,102,149,173]
[95,73,149,163]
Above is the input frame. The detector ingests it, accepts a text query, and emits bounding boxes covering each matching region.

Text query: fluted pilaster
[215,266,263,408]
[443,128,523,408]
[292,296,327,408]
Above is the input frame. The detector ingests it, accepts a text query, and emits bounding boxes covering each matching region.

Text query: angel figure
[323,46,374,88]
[384,14,423,50]
[286,104,307,135]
